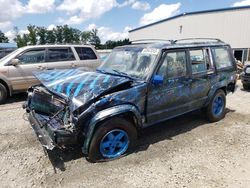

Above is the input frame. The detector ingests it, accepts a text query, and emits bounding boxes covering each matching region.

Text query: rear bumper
[28,111,55,150]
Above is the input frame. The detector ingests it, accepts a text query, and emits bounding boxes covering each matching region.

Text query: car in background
[0,45,101,104]
[0,43,17,59]
[241,65,250,90]
[24,38,237,162]
[97,49,112,61]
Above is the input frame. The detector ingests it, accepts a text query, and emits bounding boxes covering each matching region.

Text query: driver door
[8,48,47,91]
[146,50,192,125]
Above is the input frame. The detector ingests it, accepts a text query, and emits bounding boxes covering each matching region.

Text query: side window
[190,49,213,74]
[212,47,232,69]
[75,47,97,60]
[17,49,45,64]
[157,51,187,79]
[47,48,75,62]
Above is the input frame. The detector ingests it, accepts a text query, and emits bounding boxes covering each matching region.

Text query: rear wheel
[243,84,250,90]
[88,118,137,162]
[205,89,226,122]
[0,83,7,104]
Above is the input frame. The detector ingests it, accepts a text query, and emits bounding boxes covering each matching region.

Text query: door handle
[71,63,77,68]
[37,66,46,70]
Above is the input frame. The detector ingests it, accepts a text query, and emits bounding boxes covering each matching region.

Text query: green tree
[27,25,37,45]
[16,34,29,47]
[55,26,63,44]
[90,29,101,48]
[37,27,47,44]
[0,30,9,43]
[46,30,56,44]
[81,31,92,44]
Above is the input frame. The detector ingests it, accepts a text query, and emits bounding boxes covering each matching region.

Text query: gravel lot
[0,83,250,188]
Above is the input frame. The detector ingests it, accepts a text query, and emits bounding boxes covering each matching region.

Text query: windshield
[98,47,160,80]
[0,48,23,65]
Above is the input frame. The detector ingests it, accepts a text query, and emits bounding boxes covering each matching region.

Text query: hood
[34,69,132,108]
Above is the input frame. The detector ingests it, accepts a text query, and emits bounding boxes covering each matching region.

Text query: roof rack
[131,39,175,44]
[174,38,224,44]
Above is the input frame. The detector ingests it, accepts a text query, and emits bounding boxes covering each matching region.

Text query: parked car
[24,39,237,162]
[0,43,17,59]
[97,49,112,61]
[0,45,101,104]
[240,65,250,90]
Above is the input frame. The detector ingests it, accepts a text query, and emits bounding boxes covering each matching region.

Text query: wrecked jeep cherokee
[24,38,237,162]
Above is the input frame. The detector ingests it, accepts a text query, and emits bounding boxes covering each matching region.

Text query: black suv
[241,65,250,90]
[24,38,237,162]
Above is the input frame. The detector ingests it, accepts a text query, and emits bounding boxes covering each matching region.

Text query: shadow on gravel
[47,147,84,172]
[4,93,27,104]
[45,108,234,171]
[135,108,234,153]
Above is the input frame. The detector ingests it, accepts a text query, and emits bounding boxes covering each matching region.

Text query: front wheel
[205,89,226,122]
[243,84,250,90]
[88,118,137,162]
[0,83,7,104]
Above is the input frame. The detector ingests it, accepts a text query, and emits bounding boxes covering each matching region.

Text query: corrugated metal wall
[129,8,250,49]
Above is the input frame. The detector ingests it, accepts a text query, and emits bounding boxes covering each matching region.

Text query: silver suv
[0,45,101,104]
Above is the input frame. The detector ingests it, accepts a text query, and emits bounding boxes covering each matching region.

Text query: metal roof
[0,43,17,49]
[129,5,250,33]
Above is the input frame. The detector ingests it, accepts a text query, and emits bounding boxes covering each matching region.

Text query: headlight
[246,67,250,74]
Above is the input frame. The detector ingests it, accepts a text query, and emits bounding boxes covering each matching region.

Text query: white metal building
[129,6,250,64]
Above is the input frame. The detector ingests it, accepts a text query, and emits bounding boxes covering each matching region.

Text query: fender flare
[204,81,227,106]
[82,104,142,154]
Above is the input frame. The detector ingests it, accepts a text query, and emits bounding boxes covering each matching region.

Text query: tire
[205,89,226,122]
[88,117,137,162]
[243,84,250,90]
[0,83,7,104]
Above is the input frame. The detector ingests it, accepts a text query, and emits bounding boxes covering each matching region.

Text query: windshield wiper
[97,68,135,80]
[112,69,135,80]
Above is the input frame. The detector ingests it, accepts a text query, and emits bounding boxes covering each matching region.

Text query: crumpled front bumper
[28,110,55,150]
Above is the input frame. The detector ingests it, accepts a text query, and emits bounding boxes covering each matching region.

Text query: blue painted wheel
[205,89,226,122]
[100,129,129,159]
[88,118,137,162]
[212,96,224,116]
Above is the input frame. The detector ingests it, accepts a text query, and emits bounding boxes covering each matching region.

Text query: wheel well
[94,112,140,133]
[0,79,10,96]
[219,86,227,95]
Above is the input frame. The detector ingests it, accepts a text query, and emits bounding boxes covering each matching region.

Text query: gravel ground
[0,83,250,188]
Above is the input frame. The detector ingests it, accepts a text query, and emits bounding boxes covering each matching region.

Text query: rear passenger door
[189,48,215,108]
[74,47,101,71]
[45,47,76,70]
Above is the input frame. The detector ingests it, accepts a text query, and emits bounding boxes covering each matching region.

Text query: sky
[1,0,250,43]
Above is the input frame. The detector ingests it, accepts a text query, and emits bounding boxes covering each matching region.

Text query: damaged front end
[24,86,79,150]
[24,69,137,151]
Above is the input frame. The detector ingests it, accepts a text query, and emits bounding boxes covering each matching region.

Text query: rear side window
[47,48,75,62]
[75,47,97,60]
[190,49,212,74]
[212,47,232,69]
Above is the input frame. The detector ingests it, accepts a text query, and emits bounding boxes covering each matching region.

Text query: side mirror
[11,59,20,66]
[152,75,164,85]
